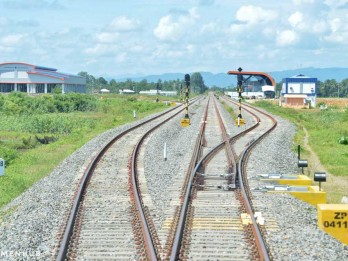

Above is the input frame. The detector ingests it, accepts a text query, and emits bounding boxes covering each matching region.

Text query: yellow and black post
[180,74,191,127]
[235,67,245,127]
[156,83,159,102]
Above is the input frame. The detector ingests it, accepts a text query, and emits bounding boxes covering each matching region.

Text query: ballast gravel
[244,109,348,261]
[0,107,177,261]
[0,98,347,261]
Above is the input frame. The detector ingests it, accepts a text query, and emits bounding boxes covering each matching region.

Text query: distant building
[100,88,110,93]
[0,62,86,94]
[281,74,317,107]
[139,90,177,96]
[119,89,135,94]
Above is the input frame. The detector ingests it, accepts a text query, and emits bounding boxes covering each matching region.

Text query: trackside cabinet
[318,204,348,245]
[0,158,4,176]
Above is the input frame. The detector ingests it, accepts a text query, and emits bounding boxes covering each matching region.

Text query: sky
[1,0,348,79]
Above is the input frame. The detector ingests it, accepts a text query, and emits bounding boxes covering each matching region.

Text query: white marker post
[0,158,5,176]
[133,110,136,119]
[164,143,167,161]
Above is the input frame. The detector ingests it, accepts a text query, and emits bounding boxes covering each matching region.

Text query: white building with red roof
[0,62,86,94]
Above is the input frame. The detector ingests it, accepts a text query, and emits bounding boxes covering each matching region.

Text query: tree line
[77,72,208,94]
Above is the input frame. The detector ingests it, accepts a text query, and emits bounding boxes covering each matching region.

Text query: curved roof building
[0,62,86,94]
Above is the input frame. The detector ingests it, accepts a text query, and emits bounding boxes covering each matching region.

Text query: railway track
[55,99,199,261]
[56,93,279,261]
[169,94,278,260]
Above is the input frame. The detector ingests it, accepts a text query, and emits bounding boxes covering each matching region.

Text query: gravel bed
[142,99,206,232]
[1,97,347,261]
[0,106,175,261]
[245,110,348,260]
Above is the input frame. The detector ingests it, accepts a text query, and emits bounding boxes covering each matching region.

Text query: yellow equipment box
[260,175,311,186]
[269,186,326,206]
[235,118,245,125]
[180,118,190,127]
[317,204,348,245]
[289,186,326,206]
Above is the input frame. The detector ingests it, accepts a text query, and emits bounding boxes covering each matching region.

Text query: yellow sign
[318,204,348,245]
[235,118,245,125]
[180,118,190,127]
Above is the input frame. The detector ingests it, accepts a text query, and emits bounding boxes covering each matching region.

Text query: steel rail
[129,97,203,260]
[55,98,200,261]
[169,97,210,261]
[170,95,258,260]
[170,94,276,260]
[224,95,277,261]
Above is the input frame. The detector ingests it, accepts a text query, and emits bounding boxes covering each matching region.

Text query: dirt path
[303,127,348,203]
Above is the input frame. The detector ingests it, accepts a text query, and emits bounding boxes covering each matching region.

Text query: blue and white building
[282,74,318,107]
[0,62,86,94]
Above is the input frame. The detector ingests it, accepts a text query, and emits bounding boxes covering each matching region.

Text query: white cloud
[325,17,348,43]
[154,8,198,42]
[154,15,181,41]
[235,5,277,25]
[328,18,341,32]
[108,16,140,32]
[115,52,127,63]
[324,0,348,8]
[0,34,25,45]
[288,12,303,27]
[97,32,120,43]
[84,44,113,55]
[276,30,298,46]
[293,0,315,5]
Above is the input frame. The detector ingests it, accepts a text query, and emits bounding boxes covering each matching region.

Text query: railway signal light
[181,74,191,127]
[235,67,244,127]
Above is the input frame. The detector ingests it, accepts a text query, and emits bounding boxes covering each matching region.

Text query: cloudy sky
[1,0,348,79]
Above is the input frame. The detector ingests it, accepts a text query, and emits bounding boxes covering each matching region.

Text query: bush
[28,115,73,134]
[53,93,97,113]
[338,136,348,145]
[0,147,18,166]
[20,136,38,149]
[0,93,97,115]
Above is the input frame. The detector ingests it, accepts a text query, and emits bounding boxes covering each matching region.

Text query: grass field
[0,94,176,208]
[253,98,348,203]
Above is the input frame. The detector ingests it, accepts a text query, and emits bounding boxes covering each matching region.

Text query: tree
[98,77,108,85]
[191,72,207,94]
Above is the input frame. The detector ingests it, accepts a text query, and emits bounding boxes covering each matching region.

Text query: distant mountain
[114,67,348,88]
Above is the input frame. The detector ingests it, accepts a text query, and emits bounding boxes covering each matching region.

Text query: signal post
[180,74,191,127]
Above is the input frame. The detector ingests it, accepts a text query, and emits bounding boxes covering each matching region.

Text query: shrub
[53,93,97,113]
[0,147,18,166]
[20,136,38,149]
[28,115,73,134]
[338,136,348,145]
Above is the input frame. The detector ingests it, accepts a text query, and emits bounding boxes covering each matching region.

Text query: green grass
[0,94,172,208]
[221,101,236,119]
[252,100,348,203]
[253,100,348,177]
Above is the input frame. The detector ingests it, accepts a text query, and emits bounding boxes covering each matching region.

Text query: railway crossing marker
[180,74,191,127]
